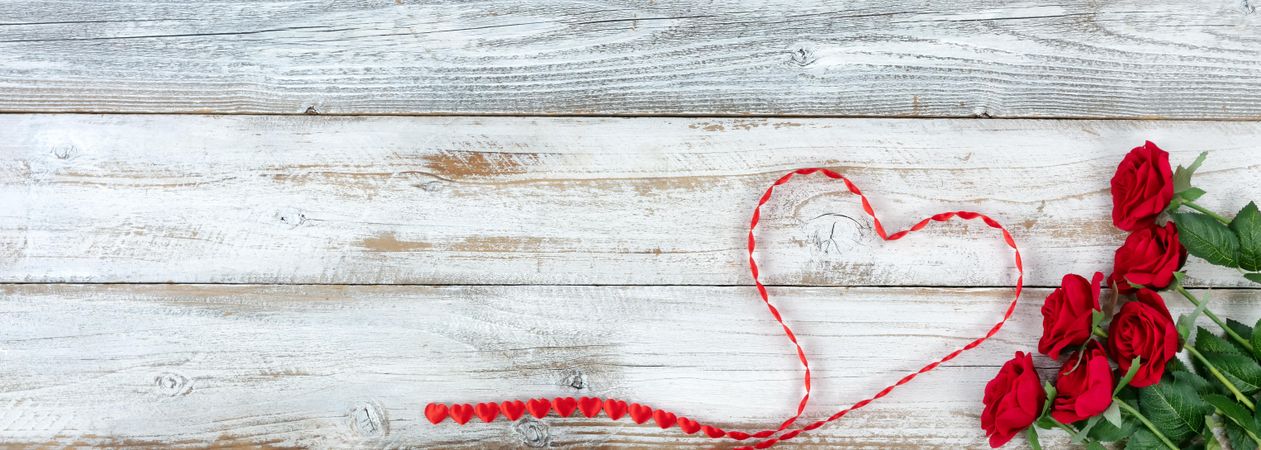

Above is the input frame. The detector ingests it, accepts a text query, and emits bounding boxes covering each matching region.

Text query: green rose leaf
[1253,317,1261,361]
[1227,318,1255,340]
[1087,413,1135,442]
[1127,429,1168,450]
[1197,326,1244,355]
[1115,356,1142,395]
[1027,426,1042,450]
[1173,369,1214,395]
[1227,421,1260,450]
[1232,202,1261,271]
[1175,212,1241,268]
[1246,273,1261,285]
[1205,394,1260,435]
[1138,380,1209,443]
[1173,151,1208,193]
[1202,352,1261,394]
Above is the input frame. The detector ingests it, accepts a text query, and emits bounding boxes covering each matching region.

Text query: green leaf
[1041,382,1056,417]
[1253,318,1261,361]
[1138,380,1211,443]
[1102,401,1123,427]
[1202,352,1261,394]
[1088,413,1135,442]
[1116,356,1143,395]
[1142,386,1204,442]
[1173,151,1209,193]
[1228,421,1260,450]
[1205,394,1260,435]
[1232,202,1261,271]
[1228,318,1255,340]
[1173,369,1214,395]
[1247,273,1261,285]
[1027,425,1042,450]
[1197,326,1244,355]
[1176,212,1241,268]
[1071,416,1101,443]
[1035,416,1056,430]
[1128,429,1168,450]
[1179,187,1207,202]
[1178,300,1211,343]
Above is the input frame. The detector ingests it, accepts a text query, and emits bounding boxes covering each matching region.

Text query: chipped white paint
[3,115,1261,286]
[7,284,1255,448]
[0,1,1258,117]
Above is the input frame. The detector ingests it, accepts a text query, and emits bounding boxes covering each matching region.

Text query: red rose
[1110,141,1174,232]
[981,352,1045,448]
[1109,222,1187,294]
[1107,289,1179,388]
[1039,272,1103,359]
[1051,341,1113,424]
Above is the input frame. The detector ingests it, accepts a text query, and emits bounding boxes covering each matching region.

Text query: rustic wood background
[1,1,1260,449]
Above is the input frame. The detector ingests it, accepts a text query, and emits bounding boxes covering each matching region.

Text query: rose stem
[1115,399,1181,450]
[1092,326,1108,339]
[1183,201,1231,225]
[1185,345,1257,411]
[1174,285,1254,352]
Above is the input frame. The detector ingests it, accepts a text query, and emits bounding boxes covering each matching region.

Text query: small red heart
[577,397,602,418]
[628,403,652,424]
[424,403,449,424]
[552,397,578,417]
[449,403,474,425]
[603,399,628,421]
[652,409,677,429]
[701,425,724,438]
[525,398,551,418]
[474,402,499,423]
[677,417,700,434]
[500,400,526,421]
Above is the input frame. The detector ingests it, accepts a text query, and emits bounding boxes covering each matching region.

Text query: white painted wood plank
[4,115,1261,287]
[0,1,1258,117]
[2,285,1254,448]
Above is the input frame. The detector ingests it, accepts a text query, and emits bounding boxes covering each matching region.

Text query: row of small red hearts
[425,397,739,439]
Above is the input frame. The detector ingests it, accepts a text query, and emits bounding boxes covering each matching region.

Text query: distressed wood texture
[7,284,1257,448]
[3,115,1261,286]
[0,0,1259,117]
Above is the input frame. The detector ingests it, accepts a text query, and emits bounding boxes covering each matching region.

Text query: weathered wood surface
[0,0,1259,117]
[7,284,1254,449]
[3,115,1260,286]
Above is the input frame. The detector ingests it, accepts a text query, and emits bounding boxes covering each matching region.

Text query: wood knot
[304,106,320,115]
[51,145,78,160]
[807,213,868,254]
[274,208,308,228]
[561,369,587,390]
[154,372,192,397]
[347,401,388,439]
[787,45,818,67]
[512,417,551,447]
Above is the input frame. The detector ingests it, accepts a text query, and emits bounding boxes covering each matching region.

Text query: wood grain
[3,115,1261,286]
[0,0,1258,117]
[10,284,1254,448]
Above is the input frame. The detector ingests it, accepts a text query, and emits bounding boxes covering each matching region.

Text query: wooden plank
[4,115,1261,287]
[0,1,1258,117]
[11,284,1254,448]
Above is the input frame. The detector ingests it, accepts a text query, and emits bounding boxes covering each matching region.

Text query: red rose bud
[1051,341,1113,424]
[1109,222,1187,294]
[981,352,1045,448]
[1039,272,1103,359]
[1107,289,1179,388]
[1110,141,1174,232]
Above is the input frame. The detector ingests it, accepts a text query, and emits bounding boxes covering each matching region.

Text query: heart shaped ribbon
[425,168,1025,449]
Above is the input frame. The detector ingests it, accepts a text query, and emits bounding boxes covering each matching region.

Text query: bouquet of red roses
[981,142,1261,449]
